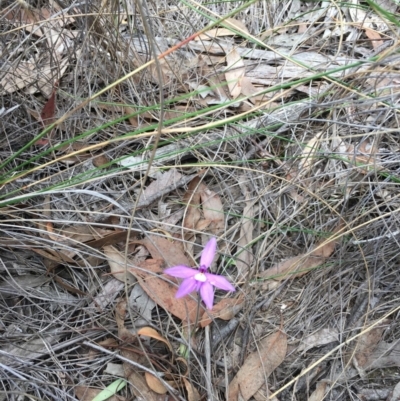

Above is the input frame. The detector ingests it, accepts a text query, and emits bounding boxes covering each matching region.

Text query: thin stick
[204,325,215,401]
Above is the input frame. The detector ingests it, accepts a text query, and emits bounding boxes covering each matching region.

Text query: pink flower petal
[175,277,197,298]
[200,237,217,269]
[164,265,196,278]
[205,273,235,292]
[200,281,214,309]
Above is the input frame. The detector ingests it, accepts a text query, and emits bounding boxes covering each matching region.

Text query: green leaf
[91,379,126,401]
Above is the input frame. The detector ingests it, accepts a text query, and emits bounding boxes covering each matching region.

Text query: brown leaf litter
[228,330,287,401]
[258,223,343,283]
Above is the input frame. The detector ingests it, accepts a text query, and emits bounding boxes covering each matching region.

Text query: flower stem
[193,292,202,334]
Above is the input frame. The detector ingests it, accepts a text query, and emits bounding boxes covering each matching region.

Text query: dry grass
[1,0,400,400]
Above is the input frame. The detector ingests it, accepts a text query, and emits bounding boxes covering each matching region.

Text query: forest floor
[1,0,400,400]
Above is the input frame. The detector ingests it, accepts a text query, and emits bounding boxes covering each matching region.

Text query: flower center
[198,265,207,273]
[194,272,207,282]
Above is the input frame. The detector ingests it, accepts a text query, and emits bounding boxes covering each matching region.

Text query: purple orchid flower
[164,238,235,310]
